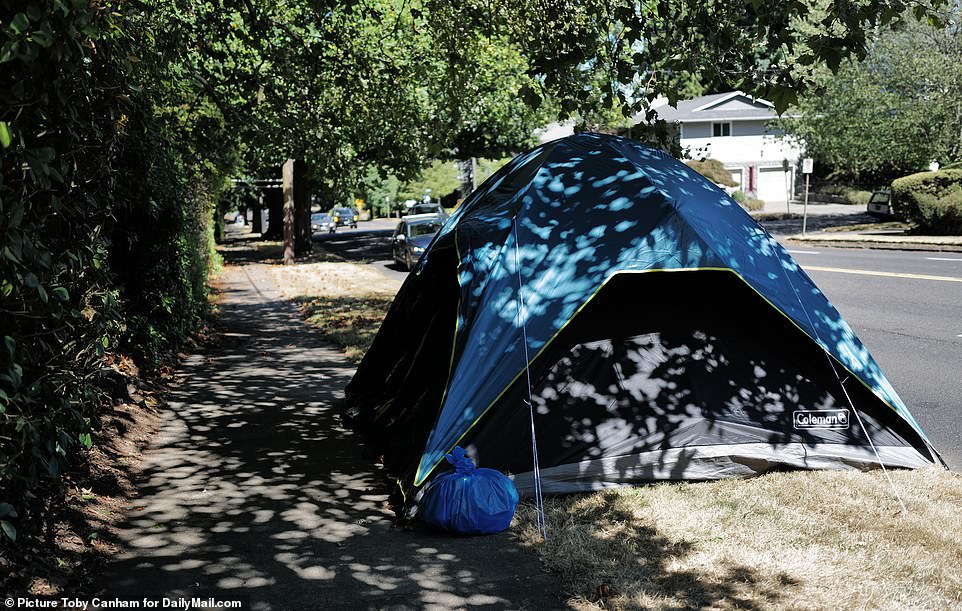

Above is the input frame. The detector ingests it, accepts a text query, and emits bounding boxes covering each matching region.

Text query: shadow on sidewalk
[96,247,560,610]
[218,224,394,267]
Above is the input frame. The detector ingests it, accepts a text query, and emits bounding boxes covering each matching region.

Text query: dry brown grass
[270,257,399,362]
[517,468,962,610]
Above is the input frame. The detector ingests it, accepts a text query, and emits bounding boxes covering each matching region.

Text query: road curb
[784,234,962,253]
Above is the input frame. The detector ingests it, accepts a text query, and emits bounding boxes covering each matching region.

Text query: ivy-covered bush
[891,170,962,234]
[1,1,227,546]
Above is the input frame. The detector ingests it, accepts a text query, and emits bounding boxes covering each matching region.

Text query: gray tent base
[509,443,932,496]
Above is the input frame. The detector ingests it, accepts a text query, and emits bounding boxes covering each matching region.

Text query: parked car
[311,212,336,234]
[392,214,444,270]
[866,189,896,218]
[331,207,359,228]
[406,202,449,219]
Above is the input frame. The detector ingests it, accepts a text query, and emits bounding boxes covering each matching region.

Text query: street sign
[802,158,814,174]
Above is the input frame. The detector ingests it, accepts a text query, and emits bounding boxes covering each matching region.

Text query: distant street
[314,218,409,281]
[319,222,962,470]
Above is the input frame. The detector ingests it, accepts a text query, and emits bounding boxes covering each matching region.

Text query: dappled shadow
[95,261,560,610]
[218,224,345,266]
[314,226,396,264]
[536,493,800,609]
[465,270,928,493]
[343,133,936,500]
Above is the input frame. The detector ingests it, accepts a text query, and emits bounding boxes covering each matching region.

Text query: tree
[781,6,962,183]
[1,0,241,547]
[3,0,949,557]
[468,0,947,139]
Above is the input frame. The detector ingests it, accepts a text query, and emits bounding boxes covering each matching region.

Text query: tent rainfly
[343,133,942,508]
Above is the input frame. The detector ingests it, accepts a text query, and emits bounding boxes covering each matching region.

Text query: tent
[343,133,941,505]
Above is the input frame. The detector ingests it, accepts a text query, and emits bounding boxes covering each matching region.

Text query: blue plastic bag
[419,447,519,535]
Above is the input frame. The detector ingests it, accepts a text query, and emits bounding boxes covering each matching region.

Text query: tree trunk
[293,159,313,257]
[458,157,476,202]
[263,179,284,240]
[251,190,264,234]
[282,159,296,264]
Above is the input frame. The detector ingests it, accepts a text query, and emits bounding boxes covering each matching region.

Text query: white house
[652,91,802,203]
[533,91,801,204]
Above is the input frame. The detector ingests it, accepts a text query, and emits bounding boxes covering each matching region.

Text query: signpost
[802,158,814,235]
[782,158,791,213]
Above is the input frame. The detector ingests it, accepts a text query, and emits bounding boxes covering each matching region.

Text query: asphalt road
[784,247,962,469]
[320,223,962,470]
[314,218,410,282]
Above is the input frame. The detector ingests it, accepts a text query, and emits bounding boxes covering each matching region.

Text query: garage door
[757,167,790,203]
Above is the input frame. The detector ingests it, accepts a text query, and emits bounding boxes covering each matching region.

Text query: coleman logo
[793,409,850,430]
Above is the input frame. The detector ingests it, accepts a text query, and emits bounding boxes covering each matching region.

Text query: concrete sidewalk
[747,205,962,251]
[786,231,962,252]
[96,254,561,610]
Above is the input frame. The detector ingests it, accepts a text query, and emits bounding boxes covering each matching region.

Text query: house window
[712,122,732,137]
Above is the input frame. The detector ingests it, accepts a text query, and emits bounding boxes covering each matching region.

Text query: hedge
[1,1,228,549]
[891,169,962,235]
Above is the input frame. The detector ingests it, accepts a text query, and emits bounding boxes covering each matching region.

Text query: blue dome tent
[343,133,941,507]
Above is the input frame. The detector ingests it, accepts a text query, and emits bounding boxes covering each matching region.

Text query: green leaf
[10,13,30,35]
[24,272,38,289]
[31,29,53,48]
[52,286,69,301]
[2,247,20,263]
[1,520,16,542]
[0,122,11,148]
[79,432,92,449]
[0,42,15,63]
[518,84,541,109]
[3,336,14,357]
[0,503,17,518]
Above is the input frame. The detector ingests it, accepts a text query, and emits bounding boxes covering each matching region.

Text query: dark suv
[866,190,896,218]
[331,207,359,228]
[406,203,449,219]
[392,215,444,270]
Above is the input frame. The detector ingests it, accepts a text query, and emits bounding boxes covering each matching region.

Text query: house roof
[653,91,797,122]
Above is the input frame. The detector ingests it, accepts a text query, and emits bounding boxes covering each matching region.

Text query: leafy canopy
[780,5,962,183]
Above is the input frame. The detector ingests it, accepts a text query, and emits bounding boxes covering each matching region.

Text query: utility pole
[282,159,295,265]
[801,158,813,235]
